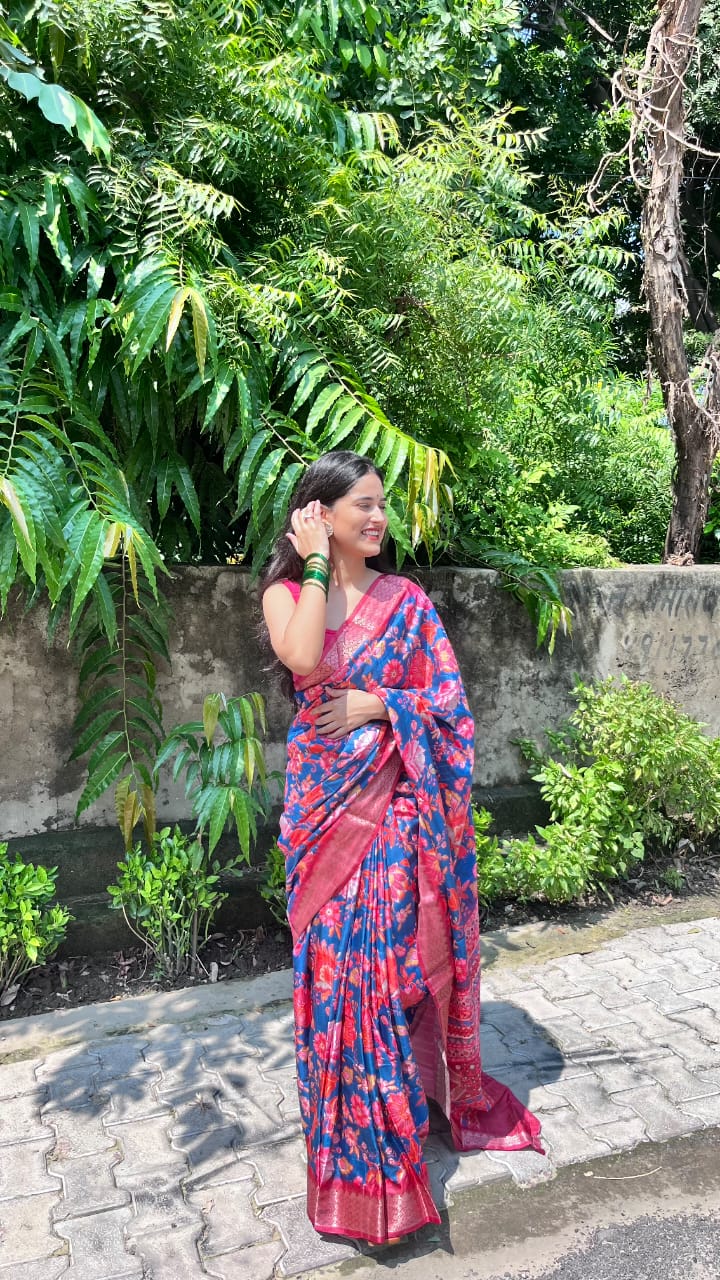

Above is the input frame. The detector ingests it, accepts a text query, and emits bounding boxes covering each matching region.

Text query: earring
[324,522,333,537]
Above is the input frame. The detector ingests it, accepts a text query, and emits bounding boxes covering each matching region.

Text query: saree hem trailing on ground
[278,574,542,1244]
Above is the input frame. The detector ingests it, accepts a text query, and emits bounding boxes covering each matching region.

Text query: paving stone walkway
[1,914,720,1278]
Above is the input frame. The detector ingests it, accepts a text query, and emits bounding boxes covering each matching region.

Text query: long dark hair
[259,450,394,698]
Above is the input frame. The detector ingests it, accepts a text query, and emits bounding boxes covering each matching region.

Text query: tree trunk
[640,0,720,563]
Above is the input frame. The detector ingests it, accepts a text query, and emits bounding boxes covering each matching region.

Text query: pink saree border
[288,741,402,940]
[294,574,408,693]
[288,575,409,940]
[306,1162,440,1244]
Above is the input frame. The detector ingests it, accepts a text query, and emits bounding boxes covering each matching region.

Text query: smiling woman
[260,451,542,1246]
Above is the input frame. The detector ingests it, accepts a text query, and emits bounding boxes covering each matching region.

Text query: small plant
[108,827,226,977]
[259,840,288,928]
[479,677,720,905]
[660,866,686,893]
[0,847,72,1005]
[108,692,277,974]
[156,692,273,858]
[473,807,504,905]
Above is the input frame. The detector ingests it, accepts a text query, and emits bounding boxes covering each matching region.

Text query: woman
[261,451,542,1246]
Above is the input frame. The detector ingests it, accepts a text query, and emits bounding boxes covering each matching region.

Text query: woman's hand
[310,688,388,738]
[287,499,330,560]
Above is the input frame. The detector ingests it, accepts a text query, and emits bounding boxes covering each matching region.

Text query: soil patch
[3,850,719,1023]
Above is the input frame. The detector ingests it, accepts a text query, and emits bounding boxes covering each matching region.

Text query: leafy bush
[0,848,71,1004]
[557,380,673,564]
[108,693,278,975]
[491,378,673,568]
[108,827,226,977]
[480,677,720,904]
[259,841,289,930]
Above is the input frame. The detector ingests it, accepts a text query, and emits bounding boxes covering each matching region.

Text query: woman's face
[325,472,387,557]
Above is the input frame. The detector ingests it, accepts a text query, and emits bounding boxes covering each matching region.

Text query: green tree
[0,0,453,823]
[0,0,658,828]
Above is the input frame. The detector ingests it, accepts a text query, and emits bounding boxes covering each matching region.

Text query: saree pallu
[279,574,542,1244]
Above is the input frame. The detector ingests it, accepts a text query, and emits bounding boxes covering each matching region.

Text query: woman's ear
[319,506,334,537]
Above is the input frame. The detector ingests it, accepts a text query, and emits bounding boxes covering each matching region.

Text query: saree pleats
[280,575,542,1243]
[294,781,440,1242]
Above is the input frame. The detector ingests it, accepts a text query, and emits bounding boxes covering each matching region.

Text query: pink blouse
[281,580,338,641]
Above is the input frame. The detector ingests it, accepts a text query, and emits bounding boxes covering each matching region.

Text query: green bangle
[302,572,330,588]
[302,577,328,597]
[304,554,330,569]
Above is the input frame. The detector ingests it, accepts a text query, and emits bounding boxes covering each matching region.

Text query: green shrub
[259,841,288,929]
[0,847,71,1004]
[473,806,504,904]
[480,677,720,904]
[108,826,226,977]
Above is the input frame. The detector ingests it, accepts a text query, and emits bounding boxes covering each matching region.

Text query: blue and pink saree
[278,574,542,1244]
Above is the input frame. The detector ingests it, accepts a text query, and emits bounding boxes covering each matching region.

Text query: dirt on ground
[3,848,719,1023]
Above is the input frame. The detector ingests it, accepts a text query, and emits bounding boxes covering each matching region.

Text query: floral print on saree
[279,575,542,1244]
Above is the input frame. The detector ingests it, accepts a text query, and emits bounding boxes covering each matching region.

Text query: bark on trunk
[640,0,720,563]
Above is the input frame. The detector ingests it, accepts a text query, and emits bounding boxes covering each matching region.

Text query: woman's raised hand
[287,499,330,560]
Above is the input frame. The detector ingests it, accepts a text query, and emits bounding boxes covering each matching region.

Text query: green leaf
[251,448,286,530]
[172,458,201,532]
[166,286,191,351]
[383,433,410,488]
[73,683,120,732]
[323,400,365,448]
[288,358,327,414]
[356,42,372,74]
[189,288,209,379]
[234,429,272,512]
[306,384,345,435]
[71,708,119,759]
[0,476,36,581]
[353,419,381,455]
[203,693,221,746]
[17,201,39,270]
[203,363,234,430]
[76,750,127,817]
[155,457,173,520]
[325,0,339,41]
[207,787,232,854]
[277,347,318,395]
[233,792,251,859]
[0,515,18,610]
[273,461,304,527]
[64,93,111,159]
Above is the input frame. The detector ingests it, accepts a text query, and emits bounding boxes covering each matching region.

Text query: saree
[278,574,542,1244]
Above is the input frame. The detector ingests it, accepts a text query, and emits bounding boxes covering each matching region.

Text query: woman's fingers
[291,500,330,558]
[311,691,353,737]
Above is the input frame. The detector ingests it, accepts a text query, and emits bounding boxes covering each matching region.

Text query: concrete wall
[3,565,720,843]
[5,564,720,951]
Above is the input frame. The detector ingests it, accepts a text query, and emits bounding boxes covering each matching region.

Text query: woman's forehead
[343,474,384,500]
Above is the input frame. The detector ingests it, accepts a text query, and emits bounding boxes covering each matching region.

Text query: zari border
[288,741,403,939]
[295,574,409,692]
[306,1163,440,1245]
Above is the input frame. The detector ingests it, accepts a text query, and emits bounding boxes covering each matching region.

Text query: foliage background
[1,0,716,821]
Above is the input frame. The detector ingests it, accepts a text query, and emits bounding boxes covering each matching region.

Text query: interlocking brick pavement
[0,914,719,1276]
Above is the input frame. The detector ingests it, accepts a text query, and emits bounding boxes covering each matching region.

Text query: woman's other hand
[310,688,388,738]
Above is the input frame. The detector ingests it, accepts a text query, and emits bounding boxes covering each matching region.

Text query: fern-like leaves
[72,560,168,821]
